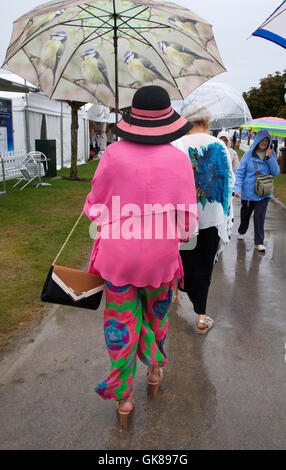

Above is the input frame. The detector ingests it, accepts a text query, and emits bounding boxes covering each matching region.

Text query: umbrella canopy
[174,82,252,130]
[252,0,286,49]
[240,117,286,138]
[2,0,226,113]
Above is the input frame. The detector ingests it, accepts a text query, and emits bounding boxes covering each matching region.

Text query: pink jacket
[84,140,197,287]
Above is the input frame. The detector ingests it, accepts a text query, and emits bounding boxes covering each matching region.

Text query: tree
[243,70,286,119]
[67,100,86,181]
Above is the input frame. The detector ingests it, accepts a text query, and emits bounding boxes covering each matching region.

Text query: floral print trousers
[95,281,173,400]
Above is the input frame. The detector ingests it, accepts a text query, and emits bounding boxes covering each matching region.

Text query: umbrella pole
[113,8,119,124]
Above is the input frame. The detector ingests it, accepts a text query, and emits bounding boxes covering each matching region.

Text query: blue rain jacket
[234,130,280,201]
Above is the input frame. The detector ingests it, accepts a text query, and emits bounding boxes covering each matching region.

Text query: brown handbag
[41,212,104,310]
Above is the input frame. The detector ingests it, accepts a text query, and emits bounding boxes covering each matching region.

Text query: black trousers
[179,227,220,315]
[238,198,269,245]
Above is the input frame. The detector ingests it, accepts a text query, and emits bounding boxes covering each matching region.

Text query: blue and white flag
[252,0,286,49]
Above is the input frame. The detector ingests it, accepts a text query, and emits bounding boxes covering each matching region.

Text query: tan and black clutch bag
[41,212,104,310]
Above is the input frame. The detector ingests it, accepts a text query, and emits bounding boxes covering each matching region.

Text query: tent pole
[60,101,64,169]
[24,81,31,152]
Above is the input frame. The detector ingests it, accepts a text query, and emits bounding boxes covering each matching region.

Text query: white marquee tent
[0,72,115,169]
[11,91,88,169]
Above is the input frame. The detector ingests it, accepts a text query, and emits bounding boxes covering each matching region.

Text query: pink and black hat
[112,86,192,144]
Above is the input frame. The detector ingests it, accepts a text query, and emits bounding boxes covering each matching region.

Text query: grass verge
[273,174,286,206]
[0,160,99,350]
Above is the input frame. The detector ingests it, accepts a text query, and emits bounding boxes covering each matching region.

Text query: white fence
[0,151,26,182]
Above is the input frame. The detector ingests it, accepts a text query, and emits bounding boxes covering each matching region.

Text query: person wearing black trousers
[172,103,234,334]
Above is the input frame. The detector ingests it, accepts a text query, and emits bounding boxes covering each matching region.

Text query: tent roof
[0,77,38,93]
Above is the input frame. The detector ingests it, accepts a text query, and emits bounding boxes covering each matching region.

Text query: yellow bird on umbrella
[81,48,115,97]
[168,16,200,38]
[40,31,67,86]
[123,51,175,88]
[157,41,212,74]
[26,10,65,37]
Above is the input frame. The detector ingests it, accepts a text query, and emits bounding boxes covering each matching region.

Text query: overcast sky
[0,0,285,94]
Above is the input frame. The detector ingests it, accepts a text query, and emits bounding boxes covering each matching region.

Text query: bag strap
[53,211,85,265]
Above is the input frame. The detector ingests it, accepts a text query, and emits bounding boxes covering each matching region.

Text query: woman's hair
[182,102,211,129]
[192,117,211,129]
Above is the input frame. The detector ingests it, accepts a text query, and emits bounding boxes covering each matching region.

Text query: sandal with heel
[116,393,135,428]
[172,293,179,304]
[195,316,214,335]
[147,367,163,398]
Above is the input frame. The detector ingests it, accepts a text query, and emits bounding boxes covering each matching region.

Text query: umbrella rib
[119,26,169,29]
[51,25,114,97]
[119,15,172,28]
[61,74,106,104]
[85,1,148,17]
[119,15,226,68]
[114,7,170,34]
[5,20,33,55]
[117,4,151,16]
[21,47,41,87]
[4,5,113,63]
[120,14,216,52]
[77,28,114,45]
[62,23,113,28]
[116,7,150,28]
[77,4,112,23]
[3,10,83,64]
[84,2,114,15]
[119,26,183,99]
[77,5,115,29]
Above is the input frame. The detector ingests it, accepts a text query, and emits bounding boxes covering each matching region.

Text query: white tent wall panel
[5,93,89,168]
[12,108,26,152]
[63,114,71,168]
[78,115,88,164]
[62,115,89,168]
[46,113,61,168]
[28,111,43,151]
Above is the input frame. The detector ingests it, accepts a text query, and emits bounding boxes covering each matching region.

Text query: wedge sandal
[195,316,214,335]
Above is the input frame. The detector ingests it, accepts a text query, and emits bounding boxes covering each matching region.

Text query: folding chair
[14,151,49,190]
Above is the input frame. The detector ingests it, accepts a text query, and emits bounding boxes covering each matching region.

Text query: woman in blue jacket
[234,130,280,252]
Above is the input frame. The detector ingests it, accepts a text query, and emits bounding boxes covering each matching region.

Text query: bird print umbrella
[2,0,226,113]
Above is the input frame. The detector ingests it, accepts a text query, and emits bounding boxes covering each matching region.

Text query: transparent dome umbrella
[174,81,252,130]
[2,0,226,121]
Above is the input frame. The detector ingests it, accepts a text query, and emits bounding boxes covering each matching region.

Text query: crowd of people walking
[83,85,280,428]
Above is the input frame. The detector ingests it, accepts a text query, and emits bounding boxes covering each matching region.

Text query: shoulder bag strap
[253,159,259,174]
[52,210,85,265]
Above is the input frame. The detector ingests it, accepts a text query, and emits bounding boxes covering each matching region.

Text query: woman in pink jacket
[84,86,197,427]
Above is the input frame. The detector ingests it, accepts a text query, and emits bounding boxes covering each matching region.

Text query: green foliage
[243,70,286,119]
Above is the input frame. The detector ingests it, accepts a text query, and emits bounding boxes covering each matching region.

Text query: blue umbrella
[252,0,286,49]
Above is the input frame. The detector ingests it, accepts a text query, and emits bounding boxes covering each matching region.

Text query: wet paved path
[0,199,286,450]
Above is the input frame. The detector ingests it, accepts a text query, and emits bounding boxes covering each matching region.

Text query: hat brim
[112,110,193,144]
